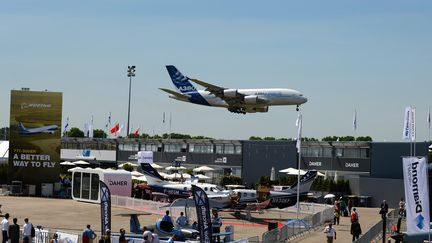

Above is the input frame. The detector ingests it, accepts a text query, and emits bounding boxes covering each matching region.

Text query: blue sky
[1,1,431,141]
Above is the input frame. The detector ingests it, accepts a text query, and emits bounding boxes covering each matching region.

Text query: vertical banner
[100,180,111,235]
[402,106,416,141]
[137,151,153,165]
[402,157,430,234]
[8,90,62,189]
[191,185,212,243]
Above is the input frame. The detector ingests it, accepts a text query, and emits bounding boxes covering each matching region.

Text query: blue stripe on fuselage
[185,91,210,106]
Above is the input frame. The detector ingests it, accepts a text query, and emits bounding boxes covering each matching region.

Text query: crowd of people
[1,213,36,243]
[325,197,363,242]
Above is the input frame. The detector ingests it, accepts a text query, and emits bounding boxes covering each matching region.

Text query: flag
[110,123,119,134]
[100,180,111,235]
[64,117,69,131]
[402,157,430,234]
[191,185,212,243]
[134,128,140,137]
[296,114,302,153]
[84,123,89,137]
[105,112,111,128]
[426,107,430,129]
[403,106,416,141]
[163,112,165,124]
[119,124,124,136]
[353,109,357,131]
[89,115,94,138]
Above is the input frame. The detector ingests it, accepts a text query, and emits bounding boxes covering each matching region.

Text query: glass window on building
[215,145,223,154]
[235,145,242,154]
[90,173,99,200]
[164,143,182,152]
[231,168,242,177]
[81,173,90,200]
[73,172,81,198]
[143,144,158,152]
[360,148,369,158]
[224,144,235,154]
[323,147,332,157]
[343,148,360,158]
[189,144,213,153]
[119,143,139,151]
[335,148,343,157]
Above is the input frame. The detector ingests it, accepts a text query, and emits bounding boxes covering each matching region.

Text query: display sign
[8,90,62,190]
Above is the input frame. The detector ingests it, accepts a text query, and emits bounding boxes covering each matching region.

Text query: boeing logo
[21,102,52,109]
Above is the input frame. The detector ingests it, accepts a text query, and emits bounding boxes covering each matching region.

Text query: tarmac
[0,196,386,242]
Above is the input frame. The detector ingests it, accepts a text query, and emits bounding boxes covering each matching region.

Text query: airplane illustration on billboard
[18,122,58,135]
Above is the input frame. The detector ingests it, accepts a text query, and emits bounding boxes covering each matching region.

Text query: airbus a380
[160,65,308,114]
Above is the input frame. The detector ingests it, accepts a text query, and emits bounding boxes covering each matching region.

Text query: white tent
[60,161,75,166]
[158,172,169,179]
[279,167,307,175]
[131,171,144,177]
[166,173,191,180]
[118,162,138,168]
[150,163,163,169]
[73,160,90,165]
[132,175,147,182]
[194,174,210,180]
[192,166,214,172]
[165,166,187,171]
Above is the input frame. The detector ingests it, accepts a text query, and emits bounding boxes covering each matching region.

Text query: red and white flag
[110,123,119,134]
[134,128,140,137]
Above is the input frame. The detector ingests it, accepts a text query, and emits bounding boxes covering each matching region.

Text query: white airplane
[18,122,58,135]
[231,170,318,209]
[160,65,308,114]
[140,163,231,207]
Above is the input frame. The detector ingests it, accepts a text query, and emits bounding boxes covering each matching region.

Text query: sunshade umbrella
[279,167,307,175]
[67,167,82,172]
[166,173,191,179]
[60,161,75,166]
[324,193,336,199]
[118,162,138,168]
[194,174,210,180]
[150,163,163,169]
[165,166,187,171]
[131,171,144,177]
[192,166,214,172]
[73,160,90,165]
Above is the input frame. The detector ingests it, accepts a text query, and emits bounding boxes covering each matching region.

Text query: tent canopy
[193,166,214,172]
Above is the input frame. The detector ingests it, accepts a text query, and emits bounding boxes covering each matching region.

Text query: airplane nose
[301,97,308,104]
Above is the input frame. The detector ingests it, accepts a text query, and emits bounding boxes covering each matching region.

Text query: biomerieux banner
[8,90,63,189]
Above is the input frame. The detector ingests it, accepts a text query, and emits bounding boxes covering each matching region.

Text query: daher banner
[8,90,62,193]
[402,157,430,234]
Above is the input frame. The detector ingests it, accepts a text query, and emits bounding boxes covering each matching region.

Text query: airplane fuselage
[168,88,307,108]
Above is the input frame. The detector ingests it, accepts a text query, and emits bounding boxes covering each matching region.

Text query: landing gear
[228,107,246,114]
[296,105,300,111]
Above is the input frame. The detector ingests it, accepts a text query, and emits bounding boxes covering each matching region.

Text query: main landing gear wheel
[296,105,300,111]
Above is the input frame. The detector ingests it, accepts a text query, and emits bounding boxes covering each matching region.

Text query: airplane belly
[205,96,228,107]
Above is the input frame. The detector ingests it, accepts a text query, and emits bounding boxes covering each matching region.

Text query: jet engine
[223,89,238,97]
[245,107,269,113]
[243,95,268,104]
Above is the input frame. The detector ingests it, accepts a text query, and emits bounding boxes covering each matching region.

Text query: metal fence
[262,204,334,243]
[353,209,397,243]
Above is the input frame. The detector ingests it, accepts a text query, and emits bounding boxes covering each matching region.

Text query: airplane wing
[189,78,245,106]
[159,88,191,99]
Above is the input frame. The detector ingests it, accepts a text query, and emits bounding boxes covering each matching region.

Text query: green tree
[220,175,242,186]
[122,163,134,172]
[356,136,373,141]
[67,127,84,137]
[263,137,276,140]
[93,129,107,138]
[339,136,355,141]
[249,136,262,140]
[322,136,339,142]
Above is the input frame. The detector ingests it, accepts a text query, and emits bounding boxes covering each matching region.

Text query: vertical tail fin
[166,65,197,93]
[288,170,317,194]
[140,163,166,185]
[18,122,28,133]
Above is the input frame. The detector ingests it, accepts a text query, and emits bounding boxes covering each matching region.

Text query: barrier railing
[353,209,396,243]
[262,204,334,243]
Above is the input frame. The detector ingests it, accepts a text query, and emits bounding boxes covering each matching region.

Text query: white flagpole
[169,112,172,139]
[296,111,302,220]
[353,109,357,139]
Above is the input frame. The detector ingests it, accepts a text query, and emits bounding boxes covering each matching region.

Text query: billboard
[8,90,63,191]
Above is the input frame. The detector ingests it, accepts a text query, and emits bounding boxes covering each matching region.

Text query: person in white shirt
[323,222,337,243]
[22,218,32,243]
[1,213,9,243]
[175,212,188,228]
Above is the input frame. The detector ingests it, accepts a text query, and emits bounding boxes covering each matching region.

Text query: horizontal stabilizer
[159,88,190,99]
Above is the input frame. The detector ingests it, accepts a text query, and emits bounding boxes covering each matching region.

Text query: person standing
[1,213,9,243]
[351,208,359,223]
[119,228,126,243]
[82,224,97,243]
[175,212,188,228]
[350,220,362,241]
[162,210,172,224]
[8,218,20,243]
[22,218,32,243]
[49,233,59,243]
[211,211,222,243]
[323,223,337,243]
[380,200,389,219]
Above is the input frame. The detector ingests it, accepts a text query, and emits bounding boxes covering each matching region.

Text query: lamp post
[127,65,136,138]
